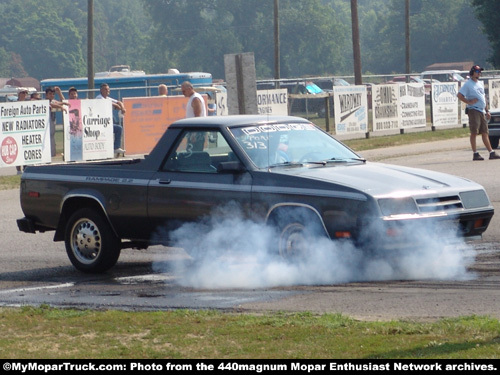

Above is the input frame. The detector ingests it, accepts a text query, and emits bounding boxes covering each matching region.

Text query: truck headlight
[378,197,418,216]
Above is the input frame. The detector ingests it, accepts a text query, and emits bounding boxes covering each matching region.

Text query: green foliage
[472,0,500,67]
[0,0,495,81]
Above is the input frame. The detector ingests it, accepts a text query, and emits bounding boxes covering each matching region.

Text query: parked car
[420,70,465,83]
[18,115,494,272]
[488,109,500,149]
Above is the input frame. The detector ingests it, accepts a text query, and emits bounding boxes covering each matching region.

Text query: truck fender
[54,193,117,241]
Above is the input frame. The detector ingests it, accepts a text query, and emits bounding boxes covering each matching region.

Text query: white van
[420,70,465,83]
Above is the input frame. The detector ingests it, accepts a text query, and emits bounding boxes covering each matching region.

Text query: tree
[143,0,351,79]
[472,0,500,68]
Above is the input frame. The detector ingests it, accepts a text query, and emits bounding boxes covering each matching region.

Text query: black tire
[277,217,326,261]
[489,136,499,149]
[64,208,121,273]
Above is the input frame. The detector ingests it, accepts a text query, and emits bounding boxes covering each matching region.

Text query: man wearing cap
[458,65,500,160]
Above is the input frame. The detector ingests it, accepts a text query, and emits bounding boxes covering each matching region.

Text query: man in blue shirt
[458,65,500,160]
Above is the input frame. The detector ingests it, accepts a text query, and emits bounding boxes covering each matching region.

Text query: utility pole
[351,0,362,85]
[274,0,280,88]
[405,0,411,82]
[87,0,94,98]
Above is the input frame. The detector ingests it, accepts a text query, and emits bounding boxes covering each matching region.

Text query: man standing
[181,81,206,118]
[458,65,500,160]
[96,83,126,155]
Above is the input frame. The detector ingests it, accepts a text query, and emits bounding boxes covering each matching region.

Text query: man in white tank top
[181,81,207,117]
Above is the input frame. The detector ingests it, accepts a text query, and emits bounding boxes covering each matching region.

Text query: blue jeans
[113,124,123,150]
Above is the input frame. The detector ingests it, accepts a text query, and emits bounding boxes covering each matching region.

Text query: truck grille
[416,195,463,213]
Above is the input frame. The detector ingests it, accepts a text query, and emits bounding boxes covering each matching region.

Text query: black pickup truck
[17,115,494,273]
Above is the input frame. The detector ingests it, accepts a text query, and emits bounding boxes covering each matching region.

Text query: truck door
[147,129,253,243]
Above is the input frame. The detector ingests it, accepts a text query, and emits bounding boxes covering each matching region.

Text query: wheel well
[54,197,111,241]
[266,204,328,236]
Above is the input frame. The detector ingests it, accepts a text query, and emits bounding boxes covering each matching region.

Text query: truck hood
[277,161,480,197]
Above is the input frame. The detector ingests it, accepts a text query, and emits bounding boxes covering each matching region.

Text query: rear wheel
[65,208,121,273]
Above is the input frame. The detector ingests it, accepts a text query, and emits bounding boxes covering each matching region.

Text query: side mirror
[217,161,245,173]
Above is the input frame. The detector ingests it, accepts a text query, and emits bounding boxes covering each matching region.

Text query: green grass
[0,306,499,359]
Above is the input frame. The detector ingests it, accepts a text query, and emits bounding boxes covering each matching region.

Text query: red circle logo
[1,136,19,164]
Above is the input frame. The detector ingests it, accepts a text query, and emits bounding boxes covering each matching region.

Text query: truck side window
[163,130,237,173]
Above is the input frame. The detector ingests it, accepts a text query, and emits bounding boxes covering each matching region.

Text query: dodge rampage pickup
[17,115,494,273]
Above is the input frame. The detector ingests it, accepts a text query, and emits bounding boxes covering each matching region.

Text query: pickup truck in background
[17,115,494,273]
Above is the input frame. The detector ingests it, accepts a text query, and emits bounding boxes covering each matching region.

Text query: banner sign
[123,96,188,155]
[1,100,51,168]
[372,84,400,131]
[256,89,288,116]
[216,91,228,116]
[488,79,500,111]
[398,83,426,129]
[62,99,114,161]
[333,85,368,134]
[431,82,459,127]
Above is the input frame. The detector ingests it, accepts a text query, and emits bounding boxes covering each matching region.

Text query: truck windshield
[229,122,360,169]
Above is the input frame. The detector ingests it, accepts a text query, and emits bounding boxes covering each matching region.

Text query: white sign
[333,85,368,134]
[215,91,228,116]
[62,99,114,161]
[256,89,288,116]
[372,84,400,131]
[488,79,500,110]
[431,82,459,127]
[0,100,51,168]
[398,83,426,129]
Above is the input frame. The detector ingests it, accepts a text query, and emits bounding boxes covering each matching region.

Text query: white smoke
[152,204,476,289]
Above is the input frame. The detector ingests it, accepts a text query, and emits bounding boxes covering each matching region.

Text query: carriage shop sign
[1,100,51,168]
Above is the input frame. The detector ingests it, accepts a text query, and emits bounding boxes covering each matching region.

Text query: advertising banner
[333,85,368,135]
[62,99,114,161]
[256,89,288,116]
[488,79,500,111]
[372,84,400,131]
[398,83,427,129]
[123,96,188,155]
[431,82,459,127]
[1,100,51,168]
[216,91,228,116]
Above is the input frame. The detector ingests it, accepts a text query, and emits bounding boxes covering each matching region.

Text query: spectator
[15,89,29,174]
[181,81,206,118]
[96,83,126,155]
[457,65,500,160]
[158,84,168,96]
[45,87,67,157]
[30,92,40,100]
[207,92,216,116]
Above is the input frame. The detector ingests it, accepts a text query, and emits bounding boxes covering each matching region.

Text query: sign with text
[62,99,114,161]
[216,92,228,116]
[398,83,427,129]
[123,96,188,155]
[333,85,368,135]
[256,89,288,116]
[488,79,500,110]
[372,84,400,131]
[1,100,51,168]
[431,82,459,127]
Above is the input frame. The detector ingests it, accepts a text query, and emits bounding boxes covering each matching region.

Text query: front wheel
[65,208,121,273]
